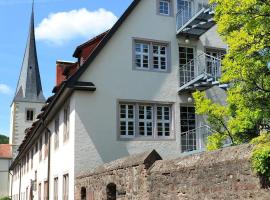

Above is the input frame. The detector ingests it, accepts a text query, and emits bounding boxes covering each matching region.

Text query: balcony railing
[176,0,209,31]
[179,53,222,87]
[181,125,214,153]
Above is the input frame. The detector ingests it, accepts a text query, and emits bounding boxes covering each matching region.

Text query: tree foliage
[0,134,9,144]
[194,0,270,150]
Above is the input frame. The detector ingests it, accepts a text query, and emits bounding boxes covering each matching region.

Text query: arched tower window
[106,183,116,200]
[81,187,86,200]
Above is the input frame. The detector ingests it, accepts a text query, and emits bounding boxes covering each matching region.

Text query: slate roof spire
[14,2,45,103]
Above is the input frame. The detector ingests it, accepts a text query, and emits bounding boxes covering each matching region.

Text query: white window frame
[157,0,174,17]
[159,0,170,15]
[153,45,168,71]
[133,38,171,73]
[138,105,154,137]
[135,43,150,69]
[118,102,174,140]
[157,106,171,137]
[119,104,136,138]
[180,105,197,153]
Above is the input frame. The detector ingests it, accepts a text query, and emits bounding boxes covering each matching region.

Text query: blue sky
[0,0,133,136]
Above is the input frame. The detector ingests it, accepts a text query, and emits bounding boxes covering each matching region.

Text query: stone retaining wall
[75,144,270,200]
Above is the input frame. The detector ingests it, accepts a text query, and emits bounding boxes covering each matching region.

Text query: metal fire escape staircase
[178,53,228,93]
[176,1,216,37]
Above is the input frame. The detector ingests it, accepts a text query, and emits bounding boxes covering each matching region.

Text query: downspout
[47,129,51,200]
[9,170,13,199]
[19,163,22,200]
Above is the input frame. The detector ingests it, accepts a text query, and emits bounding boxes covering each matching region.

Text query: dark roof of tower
[13,7,45,103]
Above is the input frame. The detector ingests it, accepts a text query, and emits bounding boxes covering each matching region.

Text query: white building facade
[10,0,227,199]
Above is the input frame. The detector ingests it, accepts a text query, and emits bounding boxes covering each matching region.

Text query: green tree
[0,134,9,144]
[194,0,270,149]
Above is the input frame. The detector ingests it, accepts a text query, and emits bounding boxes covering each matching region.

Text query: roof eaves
[73,30,109,58]
[69,0,141,84]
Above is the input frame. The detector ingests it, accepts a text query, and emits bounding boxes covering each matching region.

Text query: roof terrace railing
[176,0,214,32]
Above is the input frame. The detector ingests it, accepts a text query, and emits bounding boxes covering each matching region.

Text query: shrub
[251,133,270,180]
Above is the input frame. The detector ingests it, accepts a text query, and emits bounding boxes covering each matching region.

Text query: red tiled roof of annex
[0,144,12,158]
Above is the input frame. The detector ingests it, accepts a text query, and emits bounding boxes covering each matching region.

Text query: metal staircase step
[219,84,229,89]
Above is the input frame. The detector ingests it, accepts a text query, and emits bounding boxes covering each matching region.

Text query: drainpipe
[47,129,51,200]
[9,170,13,199]
[19,163,22,200]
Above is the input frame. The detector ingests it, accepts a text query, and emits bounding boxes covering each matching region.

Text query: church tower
[10,5,45,157]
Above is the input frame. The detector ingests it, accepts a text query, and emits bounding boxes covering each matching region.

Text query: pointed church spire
[14,2,45,103]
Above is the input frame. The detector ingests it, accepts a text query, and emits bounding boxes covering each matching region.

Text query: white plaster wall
[74,0,227,173]
[49,97,75,200]
[11,133,48,200]
[0,159,11,198]
[11,98,75,200]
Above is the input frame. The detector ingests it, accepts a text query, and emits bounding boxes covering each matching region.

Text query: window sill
[133,67,170,73]
[118,137,175,142]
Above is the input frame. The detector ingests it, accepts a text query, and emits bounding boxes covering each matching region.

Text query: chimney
[56,61,78,86]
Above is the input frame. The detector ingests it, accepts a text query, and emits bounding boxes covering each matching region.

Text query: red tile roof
[0,144,12,159]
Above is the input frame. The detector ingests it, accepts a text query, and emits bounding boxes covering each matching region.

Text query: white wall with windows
[11,99,75,200]
[74,0,227,173]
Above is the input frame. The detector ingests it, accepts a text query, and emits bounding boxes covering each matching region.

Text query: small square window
[159,0,171,16]
[26,109,34,121]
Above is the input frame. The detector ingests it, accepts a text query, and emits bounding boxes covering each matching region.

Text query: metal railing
[179,53,222,87]
[176,0,213,31]
[181,125,214,153]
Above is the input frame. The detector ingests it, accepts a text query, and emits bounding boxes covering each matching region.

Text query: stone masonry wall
[75,150,161,200]
[75,145,270,200]
[149,144,270,200]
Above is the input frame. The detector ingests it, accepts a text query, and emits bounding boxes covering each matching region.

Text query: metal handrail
[176,0,209,31]
[181,125,214,153]
[179,53,222,87]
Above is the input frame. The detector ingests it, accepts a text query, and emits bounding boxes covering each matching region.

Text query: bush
[251,133,270,180]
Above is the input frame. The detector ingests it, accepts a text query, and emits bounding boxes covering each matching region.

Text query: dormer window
[26,109,35,121]
[158,0,172,16]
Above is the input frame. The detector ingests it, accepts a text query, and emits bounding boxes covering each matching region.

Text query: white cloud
[0,84,12,95]
[35,8,118,45]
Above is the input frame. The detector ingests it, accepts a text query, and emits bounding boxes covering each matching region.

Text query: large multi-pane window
[180,106,196,152]
[63,174,69,200]
[63,104,70,142]
[54,116,59,149]
[134,40,170,72]
[119,103,172,139]
[54,177,58,200]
